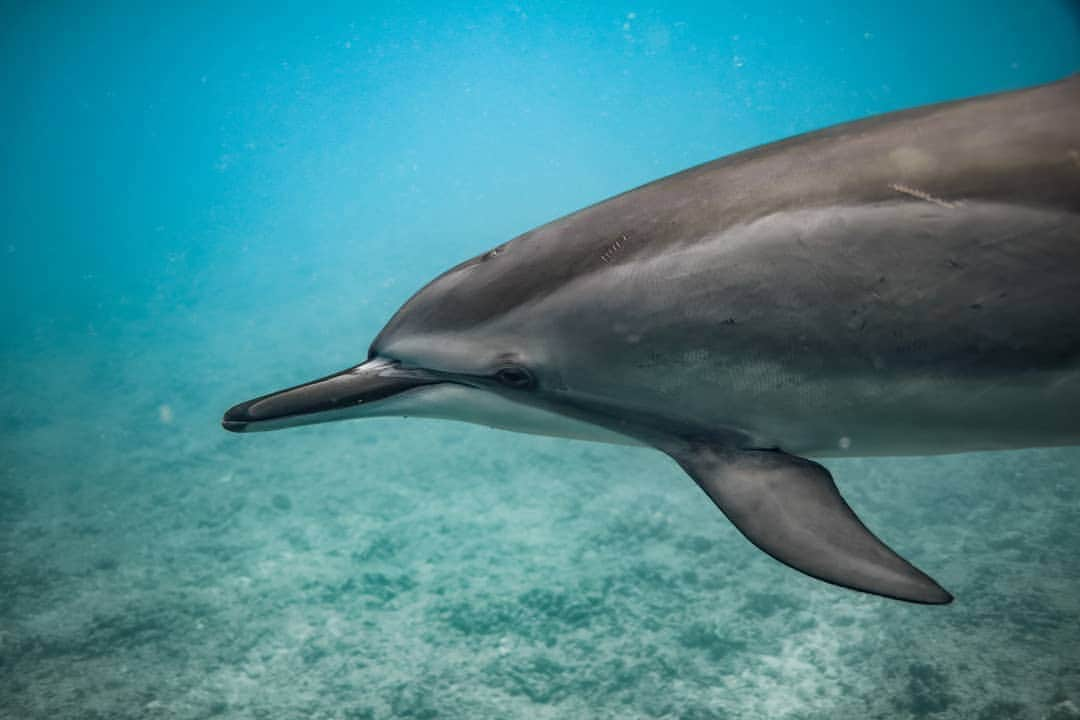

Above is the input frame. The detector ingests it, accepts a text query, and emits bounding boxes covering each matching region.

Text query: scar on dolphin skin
[889,182,963,209]
[600,233,628,264]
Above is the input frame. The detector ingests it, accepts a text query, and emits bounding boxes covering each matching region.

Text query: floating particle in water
[158,404,174,424]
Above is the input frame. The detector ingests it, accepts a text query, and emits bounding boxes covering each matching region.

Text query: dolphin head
[222,229,643,445]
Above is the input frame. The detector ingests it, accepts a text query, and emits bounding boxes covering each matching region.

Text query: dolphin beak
[222,358,438,432]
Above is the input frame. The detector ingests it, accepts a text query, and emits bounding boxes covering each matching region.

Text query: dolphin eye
[494,366,535,389]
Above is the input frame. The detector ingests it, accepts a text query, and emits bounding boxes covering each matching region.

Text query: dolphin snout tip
[222,402,253,432]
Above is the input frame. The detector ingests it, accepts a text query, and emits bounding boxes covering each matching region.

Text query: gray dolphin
[224,75,1080,604]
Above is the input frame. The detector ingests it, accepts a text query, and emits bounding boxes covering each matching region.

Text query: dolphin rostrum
[224,75,1080,604]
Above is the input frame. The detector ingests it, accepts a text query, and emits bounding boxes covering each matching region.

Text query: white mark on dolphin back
[600,233,628,264]
[889,183,963,209]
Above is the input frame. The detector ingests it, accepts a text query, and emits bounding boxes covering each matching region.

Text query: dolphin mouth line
[222,358,442,432]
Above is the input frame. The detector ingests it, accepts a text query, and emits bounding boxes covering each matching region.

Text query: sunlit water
[3,3,1080,718]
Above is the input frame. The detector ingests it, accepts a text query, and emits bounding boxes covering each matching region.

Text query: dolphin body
[224,75,1080,604]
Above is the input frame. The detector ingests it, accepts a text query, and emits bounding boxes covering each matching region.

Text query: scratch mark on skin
[889,183,963,209]
[483,244,506,261]
[600,233,628,264]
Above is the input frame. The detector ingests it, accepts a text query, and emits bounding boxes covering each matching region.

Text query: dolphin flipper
[667,445,952,604]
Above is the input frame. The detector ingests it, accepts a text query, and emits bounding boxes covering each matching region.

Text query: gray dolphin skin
[224,75,1080,604]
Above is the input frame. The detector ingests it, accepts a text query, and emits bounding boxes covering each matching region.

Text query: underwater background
[3,2,1080,718]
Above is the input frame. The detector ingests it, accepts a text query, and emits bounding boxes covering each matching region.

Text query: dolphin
[224,75,1080,604]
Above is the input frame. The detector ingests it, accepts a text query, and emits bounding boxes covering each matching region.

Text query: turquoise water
[3,2,1080,718]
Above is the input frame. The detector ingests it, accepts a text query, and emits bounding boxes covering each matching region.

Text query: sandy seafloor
[4,2,1080,718]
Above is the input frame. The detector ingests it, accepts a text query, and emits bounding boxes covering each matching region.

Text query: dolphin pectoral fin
[666,445,953,604]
